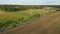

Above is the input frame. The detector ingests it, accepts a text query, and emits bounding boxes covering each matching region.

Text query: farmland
[3,11,60,34]
[0,8,57,31]
[0,5,60,34]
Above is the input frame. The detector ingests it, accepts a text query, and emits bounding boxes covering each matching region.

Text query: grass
[0,9,57,30]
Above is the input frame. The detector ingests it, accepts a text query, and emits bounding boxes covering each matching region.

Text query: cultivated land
[1,11,60,34]
[0,9,56,30]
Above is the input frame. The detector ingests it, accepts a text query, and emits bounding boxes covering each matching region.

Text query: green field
[0,9,57,30]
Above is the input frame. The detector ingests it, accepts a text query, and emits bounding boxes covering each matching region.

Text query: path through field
[2,12,60,34]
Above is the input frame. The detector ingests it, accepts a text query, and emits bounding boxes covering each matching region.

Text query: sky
[0,0,60,5]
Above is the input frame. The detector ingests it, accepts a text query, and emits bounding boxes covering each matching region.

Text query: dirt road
[2,12,60,34]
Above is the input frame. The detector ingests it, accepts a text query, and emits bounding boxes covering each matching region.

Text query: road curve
[2,12,60,34]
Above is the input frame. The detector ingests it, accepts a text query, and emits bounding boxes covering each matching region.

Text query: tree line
[0,5,41,11]
[0,5,60,11]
